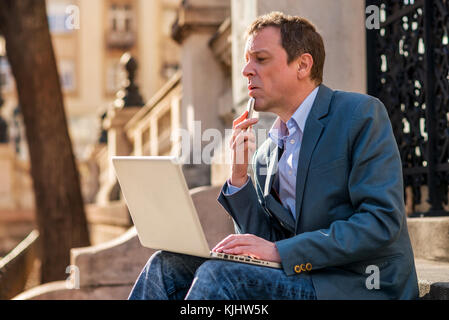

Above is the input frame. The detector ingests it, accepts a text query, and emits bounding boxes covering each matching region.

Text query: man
[129,12,419,300]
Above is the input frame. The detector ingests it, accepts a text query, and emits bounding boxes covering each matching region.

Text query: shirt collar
[269,86,319,148]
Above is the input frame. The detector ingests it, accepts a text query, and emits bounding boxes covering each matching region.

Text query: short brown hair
[245,12,325,84]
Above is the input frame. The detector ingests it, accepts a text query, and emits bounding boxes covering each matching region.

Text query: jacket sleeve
[217,150,287,241]
[275,98,405,276]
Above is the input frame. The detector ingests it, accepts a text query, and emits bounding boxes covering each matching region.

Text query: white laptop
[112,156,281,269]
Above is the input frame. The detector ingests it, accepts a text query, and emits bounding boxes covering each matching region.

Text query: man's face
[242,26,299,113]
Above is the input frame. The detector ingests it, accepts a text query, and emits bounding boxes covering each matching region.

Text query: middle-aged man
[128,12,419,300]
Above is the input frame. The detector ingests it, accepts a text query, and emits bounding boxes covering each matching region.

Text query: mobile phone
[247,97,255,119]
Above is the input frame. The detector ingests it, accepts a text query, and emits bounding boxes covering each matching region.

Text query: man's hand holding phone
[229,98,258,188]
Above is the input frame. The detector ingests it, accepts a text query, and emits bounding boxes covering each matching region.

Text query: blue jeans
[128,251,316,300]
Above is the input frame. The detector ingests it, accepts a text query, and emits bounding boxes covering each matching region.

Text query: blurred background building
[1,0,180,161]
[0,0,181,256]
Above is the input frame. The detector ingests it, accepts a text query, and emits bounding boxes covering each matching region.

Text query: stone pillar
[96,54,145,204]
[95,108,139,205]
[78,0,103,108]
[137,0,162,100]
[172,0,230,188]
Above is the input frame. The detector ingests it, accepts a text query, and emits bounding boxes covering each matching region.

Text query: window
[59,59,76,92]
[162,8,177,37]
[107,2,135,48]
[109,4,133,33]
[0,58,14,93]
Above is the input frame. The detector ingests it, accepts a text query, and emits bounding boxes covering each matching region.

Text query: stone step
[415,258,449,300]
[407,217,449,262]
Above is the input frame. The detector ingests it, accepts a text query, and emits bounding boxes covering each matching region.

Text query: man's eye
[257,57,266,62]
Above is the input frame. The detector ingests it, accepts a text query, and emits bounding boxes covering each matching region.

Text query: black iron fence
[366,0,449,216]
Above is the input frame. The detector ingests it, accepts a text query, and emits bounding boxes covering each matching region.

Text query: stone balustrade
[0,230,39,300]
[11,191,449,300]
[125,71,182,157]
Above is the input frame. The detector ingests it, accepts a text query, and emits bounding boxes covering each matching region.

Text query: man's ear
[296,53,314,80]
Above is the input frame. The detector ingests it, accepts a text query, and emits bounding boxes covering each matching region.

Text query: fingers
[229,113,258,169]
[231,119,257,145]
[231,131,256,165]
[231,129,256,150]
[247,141,256,155]
[212,234,237,251]
[215,239,246,252]
[232,111,248,129]
[222,246,260,259]
[212,234,255,252]
[234,118,258,131]
[229,130,255,156]
[211,234,279,262]
[231,111,258,142]
[212,234,243,251]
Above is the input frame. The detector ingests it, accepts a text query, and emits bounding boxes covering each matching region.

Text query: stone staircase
[9,186,449,300]
[415,259,449,299]
[407,217,449,299]
[13,185,235,300]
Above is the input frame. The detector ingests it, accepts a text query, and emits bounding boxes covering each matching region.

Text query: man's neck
[277,83,318,123]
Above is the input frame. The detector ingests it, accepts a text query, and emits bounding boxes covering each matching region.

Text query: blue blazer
[218,84,419,299]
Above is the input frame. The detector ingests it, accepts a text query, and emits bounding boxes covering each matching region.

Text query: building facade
[0,0,180,161]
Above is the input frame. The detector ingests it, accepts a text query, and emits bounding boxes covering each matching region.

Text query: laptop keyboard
[210,252,281,268]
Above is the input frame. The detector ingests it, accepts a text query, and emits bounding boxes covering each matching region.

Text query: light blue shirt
[225,86,319,220]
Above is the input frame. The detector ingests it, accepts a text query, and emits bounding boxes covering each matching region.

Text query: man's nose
[242,61,255,78]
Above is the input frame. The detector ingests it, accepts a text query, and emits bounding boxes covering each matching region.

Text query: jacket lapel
[262,144,296,233]
[294,85,334,225]
[264,194,295,233]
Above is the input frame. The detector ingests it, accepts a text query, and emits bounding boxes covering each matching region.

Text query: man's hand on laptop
[211,234,281,263]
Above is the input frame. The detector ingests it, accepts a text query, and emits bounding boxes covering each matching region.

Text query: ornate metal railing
[366,0,449,216]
